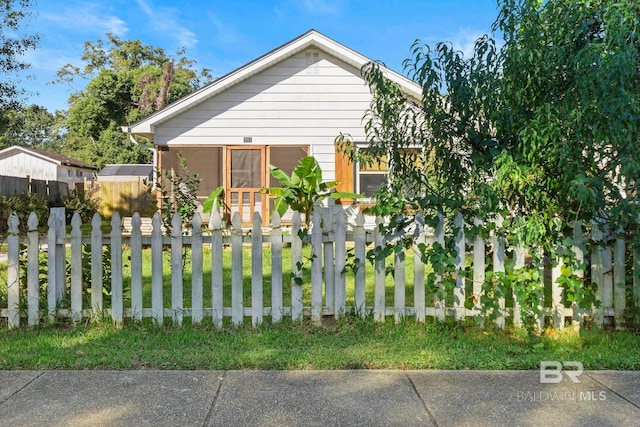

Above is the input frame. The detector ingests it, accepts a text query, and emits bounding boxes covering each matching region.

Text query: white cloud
[293,0,341,16]
[135,1,198,49]
[42,4,128,37]
[422,29,496,60]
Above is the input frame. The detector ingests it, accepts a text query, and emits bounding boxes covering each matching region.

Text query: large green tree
[341,0,640,243]
[57,34,212,168]
[337,0,640,325]
[0,0,39,110]
[0,105,63,149]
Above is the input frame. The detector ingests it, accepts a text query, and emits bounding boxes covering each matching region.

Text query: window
[355,147,423,199]
[357,148,388,198]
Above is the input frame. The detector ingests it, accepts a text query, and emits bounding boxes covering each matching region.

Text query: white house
[123,29,423,224]
[0,145,97,189]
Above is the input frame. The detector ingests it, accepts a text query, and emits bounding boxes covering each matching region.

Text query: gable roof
[0,145,98,170]
[123,29,423,140]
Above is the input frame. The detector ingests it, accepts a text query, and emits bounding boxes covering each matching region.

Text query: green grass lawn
[0,317,638,370]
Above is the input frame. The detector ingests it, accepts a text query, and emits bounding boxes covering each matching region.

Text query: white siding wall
[0,152,58,181]
[156,48,373,181]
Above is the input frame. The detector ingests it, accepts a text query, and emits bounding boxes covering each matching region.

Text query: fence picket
[130,213,142,321]
[473,217,485,319]
[334,209,346,317]
[252,212,263,327]
[614,230,626,329]
[209,211,223,327]
[635,247,640,326]
[454,212,465,321]
[191,213,203,324]
[354,212,366,318]
[551,250,564,329]
[170,213,183,325]
[291,212,303,322]
[374,216,385,322]
[91,213,104,315]
[311,211,323,326]
[394,242,405,323]
[47,214,56,321]
[414,214,426,323]
[591,222,605,326]
[493,215,505,329]
[151,213,163,325]
[231,212,243,325]
[271,212,283,323]
[513,245,525,328]
[111,213,123,324]
[434,212,445,320]
[572,222,585,327]
[7,213,19,328]
[27,213,39,326]
[71,213,83,322]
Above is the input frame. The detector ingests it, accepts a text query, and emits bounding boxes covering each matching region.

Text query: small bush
[62,188,100,224]
[0,193,50,236]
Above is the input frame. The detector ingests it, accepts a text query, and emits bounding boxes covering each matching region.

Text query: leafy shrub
[62,188,100,224]
[0,192,49,237]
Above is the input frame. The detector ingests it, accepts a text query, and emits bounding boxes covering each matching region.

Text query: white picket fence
[2,207,639,329]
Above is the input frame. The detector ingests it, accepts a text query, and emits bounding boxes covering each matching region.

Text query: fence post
[91,213,104,316]
[50,207,66,303]
[27,212,40,326]
[191,213,203,324]
[434,212,445,320]
[70,213,83,322]
[129,213,142,321]
[47,213,56,321]
[111,213,123,324]
[354,211,366,318]
[209,210,223,327]
[454,212,466,321]
[334,209,346,317]
[374,216,385,322]
[311,210,323,326]
[231,212,243,326]
[291,212,303,322]
[151,213,164,325]
[7,213,19,328]
[251,212,263,327]
[414,214,426,323]
[170,212,183,326]
[323,208,335,310]
[271,212,283,323]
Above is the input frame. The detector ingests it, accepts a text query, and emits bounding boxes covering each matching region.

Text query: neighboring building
[97,164,154,182]
[123,29,422,224]
[0,145,97,189]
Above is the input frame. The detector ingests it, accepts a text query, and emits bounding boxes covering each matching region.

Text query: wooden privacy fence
[2,208,639,329]
[87,180,156,218]
[0,175,69,203]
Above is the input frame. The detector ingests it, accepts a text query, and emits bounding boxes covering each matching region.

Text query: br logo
[540,361,584,383]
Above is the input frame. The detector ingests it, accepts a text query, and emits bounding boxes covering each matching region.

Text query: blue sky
[20,0,500,112]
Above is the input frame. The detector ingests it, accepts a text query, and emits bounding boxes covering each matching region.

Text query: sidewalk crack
[0,371,45,407]
[203,371,227,426]
[406,374,439,427]
[585,372,640,410]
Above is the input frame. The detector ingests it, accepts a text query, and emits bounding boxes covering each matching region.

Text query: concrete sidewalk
[0,370,638,426]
